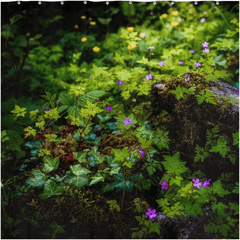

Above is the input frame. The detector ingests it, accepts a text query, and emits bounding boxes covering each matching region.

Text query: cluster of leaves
[1,2,239,239]
[194,125,239,164]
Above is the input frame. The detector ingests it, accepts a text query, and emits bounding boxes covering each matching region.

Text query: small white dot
[38,1,41,5]
[84,1,87,4]
[216,1,219,5]
[60,1,64,5]
[171,1,174,5]
[194,1,198,5]
[17,1,21,4]
[129,1,132,4]
[106,1,109,4]
[153,1,156,5]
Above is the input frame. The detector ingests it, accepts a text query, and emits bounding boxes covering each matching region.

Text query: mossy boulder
[150,71,239,185]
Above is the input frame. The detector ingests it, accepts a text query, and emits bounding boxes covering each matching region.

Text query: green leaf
[6,130,23,152]
[122,1,135,16]
[110,167,121,175]
[25,213,43,228]
[2,98,18,114]
[134,174,151,190]
[34,34,42,40]
[136,56,149,65]
[148,222,161,235]
[73,174,89,188]
[218,224,231,238]
[184,202,204,217]
[113,173,134,192]
[212,180,231,197]
[70,164,91,175]
[59,91,75,106]
[13,47,23,59]
[204,222,219,234]
[49,221,65,239]
[97,18,112,25]
[42,156,59,173]
[162,152,188,176]
[78,90,105,106]
[102,183,114,193]
[170,176,183,187]
[154,129,170,150]
[209,136,230,158]
[89,173,105,186]
[57,105,68,113]
[229,202,239,215]
[113,52,125,64]
[25,170,47,190]
[211,202,229,216]
[39,180,65,199]
[232,131,239,146]
[112,147,129,162]
[73,152,87,163]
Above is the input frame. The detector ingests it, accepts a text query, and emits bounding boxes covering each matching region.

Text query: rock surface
[150,201,239,239]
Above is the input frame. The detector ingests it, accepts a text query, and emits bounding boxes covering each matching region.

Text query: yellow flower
[92,46,100,52]
[161,13,168,18]
[90,21,96,26]
[171,22,179,26]
[127,44,136,50]
[127,27,134,32]
[89,17,92,21]
[139,32,145,38]
[81,37,87,42]
[74,24,79,29]
[81,16,86,19]
[171,11,178,16]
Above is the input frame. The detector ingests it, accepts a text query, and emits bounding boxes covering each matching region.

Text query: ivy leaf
[39,180,65,199]
[42,156,59,173]
[73,174,89,188]
[73,152,87,163]
[113,173,134,192]
[134,174,151,190]
[89,173,105,186]
[70,164,91,175]
[25,213,43,228]
[102,183,114,193]
[110,167,121,175]
[49,221,65,239]
[25,170,47,190]
[105,155,121,168]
